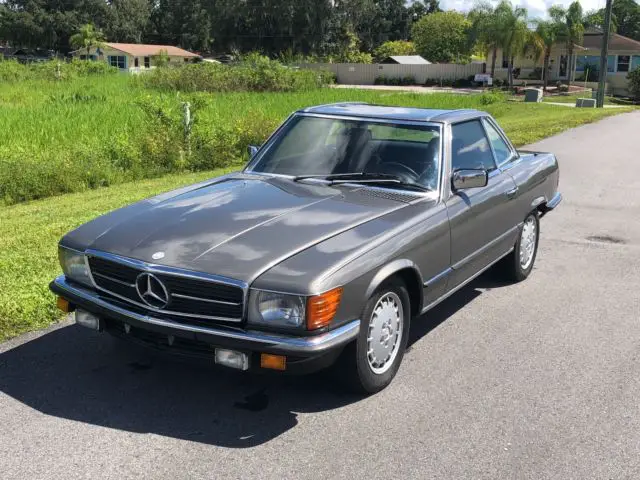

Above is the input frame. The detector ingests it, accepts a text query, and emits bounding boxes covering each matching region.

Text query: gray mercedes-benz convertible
[51,103,561,393]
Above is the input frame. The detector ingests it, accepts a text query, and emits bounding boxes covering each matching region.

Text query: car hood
[73,174,419,284]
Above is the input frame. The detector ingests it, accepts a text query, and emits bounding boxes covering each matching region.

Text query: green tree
[552,1,585,86]
[69,23,106,59]
[628,66,640,101]
[411,11,471,63]
[584,8,618,33]
[494,0,529,87]
[468,1,502,77]
[105,0,151,44]
[535,19,562,90]
[373,40,416,62]
[612,0,640,41]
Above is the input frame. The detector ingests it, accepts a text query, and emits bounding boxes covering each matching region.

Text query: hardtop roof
[299,103,488,124]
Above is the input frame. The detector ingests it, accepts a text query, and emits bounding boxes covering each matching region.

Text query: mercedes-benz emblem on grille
[135,273,170,309]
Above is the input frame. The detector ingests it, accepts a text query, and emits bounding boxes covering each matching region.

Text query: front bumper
[50,275,359,372]
[540,192,562,216]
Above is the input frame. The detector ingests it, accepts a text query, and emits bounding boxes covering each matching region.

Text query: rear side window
[483,119,513,165]
[451,120,496,171]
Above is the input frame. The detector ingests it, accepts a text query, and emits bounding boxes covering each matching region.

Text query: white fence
[300,63,485,85]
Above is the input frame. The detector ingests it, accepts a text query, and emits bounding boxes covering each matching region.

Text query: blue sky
[439,0,607,19]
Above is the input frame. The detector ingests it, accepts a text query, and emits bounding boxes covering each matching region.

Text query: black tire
[337,279,411,394]
[500,211,540,282]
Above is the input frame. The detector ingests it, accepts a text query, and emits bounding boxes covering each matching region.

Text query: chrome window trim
[85,249,248,323]
[482,117,519,167]
[451,117,499,172]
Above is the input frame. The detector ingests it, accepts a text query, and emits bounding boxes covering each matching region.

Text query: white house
[72,42,200,72]
[488,28,640,95]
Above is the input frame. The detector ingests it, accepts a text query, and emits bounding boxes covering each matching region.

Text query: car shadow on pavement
[0,272,499,448]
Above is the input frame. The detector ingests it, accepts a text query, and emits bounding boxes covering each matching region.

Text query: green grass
[0,76,634,342]
[0,167,236,342]
[541,93,615,105]
[1,74,632,205]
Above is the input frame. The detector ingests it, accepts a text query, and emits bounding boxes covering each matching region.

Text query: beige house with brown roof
[71,42,200,72]
[488,29,640,96]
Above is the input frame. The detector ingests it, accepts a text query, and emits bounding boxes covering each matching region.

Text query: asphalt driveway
[1,111,639,479]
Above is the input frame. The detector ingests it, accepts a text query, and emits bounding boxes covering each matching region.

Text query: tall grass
[0,64,629,205]
[138,54,336,92]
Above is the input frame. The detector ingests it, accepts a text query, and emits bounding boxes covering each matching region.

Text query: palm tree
[521,29,544,67]
[535,19,561,90]
[69,24,106,60]
[495,0,528,88]
[468,1,503,78]
[550,2,585,87]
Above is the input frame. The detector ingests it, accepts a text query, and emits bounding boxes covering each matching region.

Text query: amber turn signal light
[56,297,73,313]
[260,353,287,371]
[307,287,343,330]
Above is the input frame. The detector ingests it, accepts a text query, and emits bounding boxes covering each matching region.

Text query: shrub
[558,84,569,92]
[0,58,118,83]
[140,55,331,93]
[627,67,640,101]
[373,41,417,63]
[337,50,373,64]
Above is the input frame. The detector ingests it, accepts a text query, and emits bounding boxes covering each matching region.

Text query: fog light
[260,353,286,371]
[75,309,102,331]
[215,349,249,370]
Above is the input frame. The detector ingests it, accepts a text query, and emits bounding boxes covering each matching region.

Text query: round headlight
[249,291,306,328]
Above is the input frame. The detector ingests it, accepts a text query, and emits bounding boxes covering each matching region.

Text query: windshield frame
[244,112,445,199]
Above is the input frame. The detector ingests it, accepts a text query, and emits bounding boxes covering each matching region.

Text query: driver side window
[451,120,497,172]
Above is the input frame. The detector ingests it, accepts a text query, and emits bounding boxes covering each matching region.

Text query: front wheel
[500,211,540,282]
[338,280,411,394]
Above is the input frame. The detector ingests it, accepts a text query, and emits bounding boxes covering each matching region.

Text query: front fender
[365,259,423,299]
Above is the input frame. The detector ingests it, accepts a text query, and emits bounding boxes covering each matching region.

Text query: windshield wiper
[293,172,431,192]
[292,172,400,182]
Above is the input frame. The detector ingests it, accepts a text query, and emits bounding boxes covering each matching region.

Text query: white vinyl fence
[300,63,485,85]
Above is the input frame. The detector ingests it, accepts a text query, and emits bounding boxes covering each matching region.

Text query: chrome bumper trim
[546,192,562,210]
[51,276,359,354]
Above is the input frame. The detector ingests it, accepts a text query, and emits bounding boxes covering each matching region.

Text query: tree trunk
[508,55,514,88]
[567,44,573,87]
[543,53,550,91]
[490,47,497,78]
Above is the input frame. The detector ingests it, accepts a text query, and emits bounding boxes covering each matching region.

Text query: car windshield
[248,115,442,191]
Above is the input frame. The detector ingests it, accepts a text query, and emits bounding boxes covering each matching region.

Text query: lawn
[0,73,632,205]
[0,76,634,342]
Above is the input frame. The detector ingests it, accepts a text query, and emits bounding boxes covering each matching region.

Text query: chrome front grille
[87,252,245,323]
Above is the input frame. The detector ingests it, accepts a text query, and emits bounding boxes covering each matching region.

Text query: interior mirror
[248,145,259,158]
[452,169,488,191]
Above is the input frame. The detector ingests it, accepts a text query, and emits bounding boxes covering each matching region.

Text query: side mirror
[452,169,488,191]
[248,145,259,158]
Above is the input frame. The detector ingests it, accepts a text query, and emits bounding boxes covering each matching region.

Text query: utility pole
[596,0,614,107]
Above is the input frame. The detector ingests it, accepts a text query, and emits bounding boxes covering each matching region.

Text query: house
[381,55,431,65]
[71,43,200,72]
[488,28,640,96]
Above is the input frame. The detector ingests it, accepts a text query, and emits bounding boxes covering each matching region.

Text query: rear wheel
[338,279,411,394]
[500,212,540,282]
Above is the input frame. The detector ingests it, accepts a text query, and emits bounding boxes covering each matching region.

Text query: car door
[445,118,520,290]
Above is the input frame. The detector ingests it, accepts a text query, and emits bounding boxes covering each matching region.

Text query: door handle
[506,187,519,199]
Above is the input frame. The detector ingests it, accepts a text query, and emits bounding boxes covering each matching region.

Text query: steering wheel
[377,162,420,183]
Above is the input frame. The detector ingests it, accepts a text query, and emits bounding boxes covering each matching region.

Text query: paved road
[2,111,640,479]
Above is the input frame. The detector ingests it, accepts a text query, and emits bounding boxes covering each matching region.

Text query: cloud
[440,0,605,19]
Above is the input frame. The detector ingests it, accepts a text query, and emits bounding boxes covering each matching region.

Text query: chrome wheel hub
[367,292,403,375]
[519,216,537,270]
